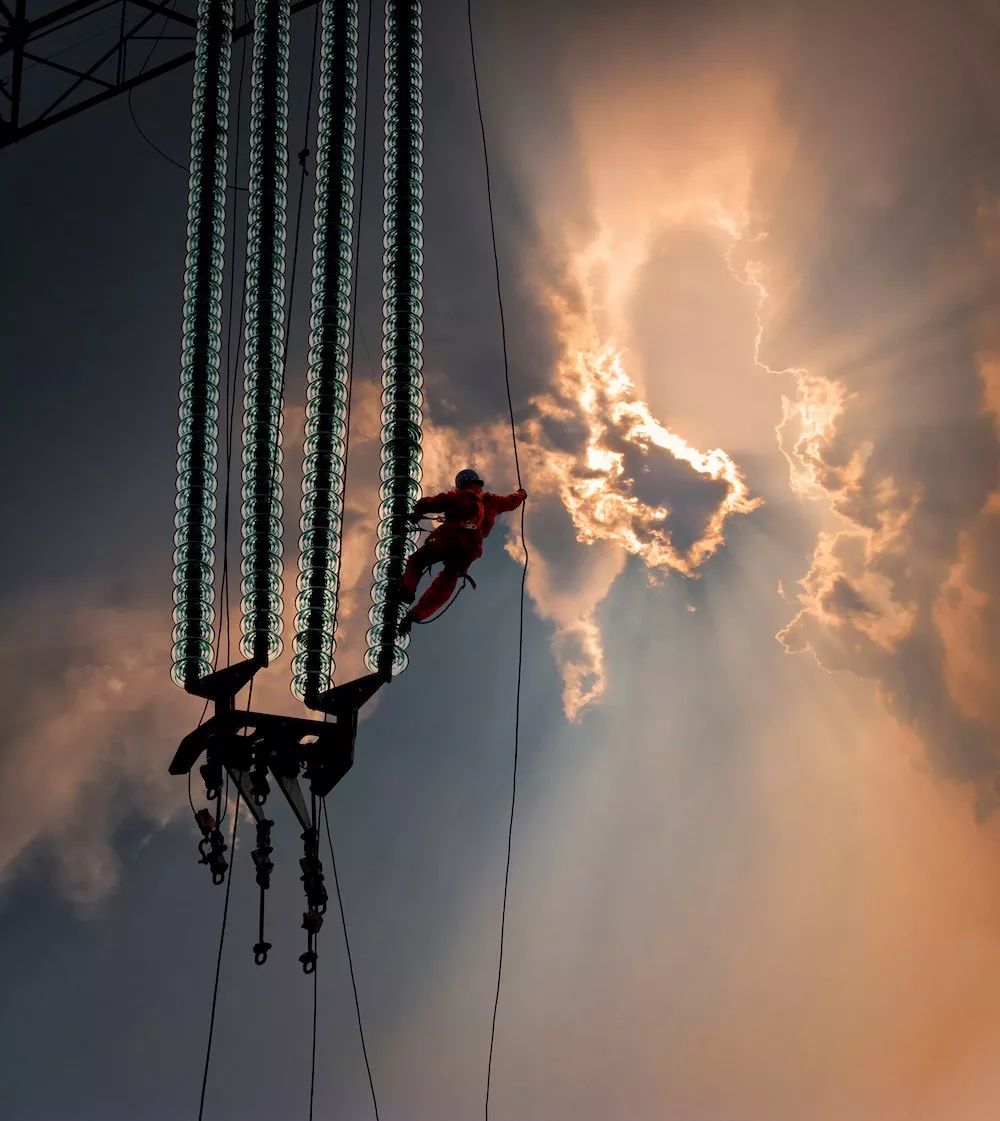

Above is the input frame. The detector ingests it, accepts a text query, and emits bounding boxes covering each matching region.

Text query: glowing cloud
[523,331,760,580]
[419,307,761,719]
[493,66,780,716]
[735,37,1000,801]
[501,292,762,716]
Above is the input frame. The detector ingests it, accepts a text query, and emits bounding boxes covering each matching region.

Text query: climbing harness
[403,512,479,625]
[412,572,476,625]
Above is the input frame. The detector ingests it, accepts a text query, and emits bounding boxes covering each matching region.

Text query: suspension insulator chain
[365,0,425,680]
[292,0,361,704]
[239,0,292,667]
[171,0,235,690]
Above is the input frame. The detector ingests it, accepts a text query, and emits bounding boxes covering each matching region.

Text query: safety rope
[323,800,381,1121]
[127,0,249,190]
[465,3,528,1118]
[197,788,240,1121]
[285,0,323,353]
[126,0,185,174]
[307,792,321,1121]
[308,957,319,1121]
[411,571,474,626]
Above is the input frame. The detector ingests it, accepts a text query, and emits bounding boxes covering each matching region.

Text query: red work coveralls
[401,486,526,621]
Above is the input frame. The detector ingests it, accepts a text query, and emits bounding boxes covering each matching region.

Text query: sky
[2,0,1000,1118]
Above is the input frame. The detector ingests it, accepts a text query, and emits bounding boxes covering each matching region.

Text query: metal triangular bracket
[184,657,264,702]
[306,670,388,719]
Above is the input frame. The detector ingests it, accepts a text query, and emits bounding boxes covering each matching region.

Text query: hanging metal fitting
[197,826,228,885]
[250,759,270,805]
[299,828,328,914]
[302,908,324,937]
[199,758,223,803]
[251,819,274,889]
[299,908,323,975]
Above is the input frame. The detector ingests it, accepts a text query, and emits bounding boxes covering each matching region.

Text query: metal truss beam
[0,0,318,151]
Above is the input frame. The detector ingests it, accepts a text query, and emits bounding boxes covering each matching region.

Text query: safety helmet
[455,468,485,489]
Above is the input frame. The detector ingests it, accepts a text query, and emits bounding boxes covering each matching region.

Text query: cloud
[779,493,918,659]
[418,320,760,718]
[510,493,627,718]
[522,332,760,576]
[0,594,184,905]
[16,0,1000,910]
[513,328,760,717]
[935,493,1000,734]
[738,0,1000,800]
[486,0,1000,782]
[448,57,773,716]
[0,388,402,905]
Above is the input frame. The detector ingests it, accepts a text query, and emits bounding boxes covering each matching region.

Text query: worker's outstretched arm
[491,487,528,514]
[411,491,458,519]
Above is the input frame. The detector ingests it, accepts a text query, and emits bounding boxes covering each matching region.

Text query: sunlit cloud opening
[507,132,775,714]
[512,279,762,715]
[526,334,761,579]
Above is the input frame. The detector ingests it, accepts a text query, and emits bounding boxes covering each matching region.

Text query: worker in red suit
[397,468,526,633]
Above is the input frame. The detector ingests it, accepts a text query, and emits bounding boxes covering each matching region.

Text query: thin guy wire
[308,790,321,1121]
[465,1,521,488]
[466,4,529,1119]
[323,800,380,1121]
[283,0,323,365]
[127,0,249,190]
[197,787,240,1121]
